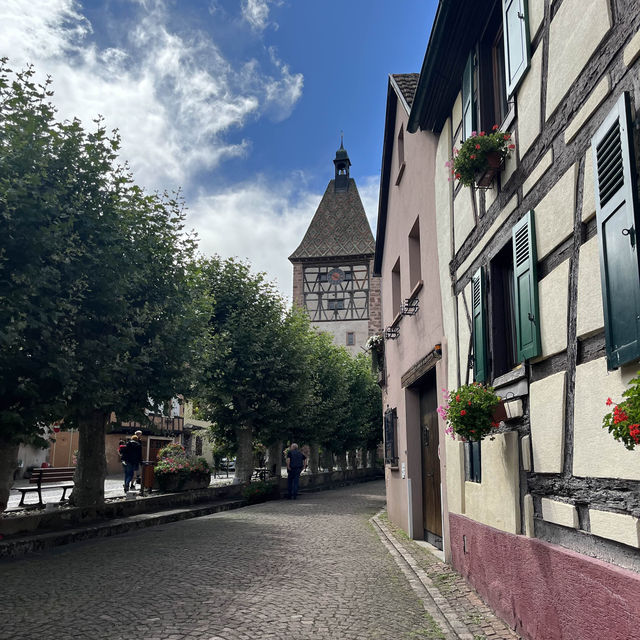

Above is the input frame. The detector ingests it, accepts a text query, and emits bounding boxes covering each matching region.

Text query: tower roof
[289,178,375,261]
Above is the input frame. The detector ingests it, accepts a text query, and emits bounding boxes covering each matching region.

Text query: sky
[0,0,438,300]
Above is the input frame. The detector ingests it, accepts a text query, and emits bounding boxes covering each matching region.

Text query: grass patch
[431,570,458,594]
[409,612,446,639]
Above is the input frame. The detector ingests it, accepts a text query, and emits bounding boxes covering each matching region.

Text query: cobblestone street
[1,481,447,640]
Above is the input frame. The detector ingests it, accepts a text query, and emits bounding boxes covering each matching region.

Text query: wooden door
[419,372,442,548]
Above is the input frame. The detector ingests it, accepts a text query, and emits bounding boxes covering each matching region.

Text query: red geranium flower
[606,398,613,406]
[492,124,499,131]
[475,144,481,149]
[460,410,467,416]
[470,154,476,160]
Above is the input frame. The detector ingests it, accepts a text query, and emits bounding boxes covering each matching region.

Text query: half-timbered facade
[378,0,640,638]
[289,145,381,353]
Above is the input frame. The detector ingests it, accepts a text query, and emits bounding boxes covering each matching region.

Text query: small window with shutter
[465,441,482,483]
[512,210,541,362]
[384,407,398,467]
[472,268,488,382]
[592,92,640,370]
[502,0,530,97]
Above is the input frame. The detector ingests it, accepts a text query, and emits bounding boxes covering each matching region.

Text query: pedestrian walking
[133,430,144,487]
[122,435,142,493]
[286,443,307,499]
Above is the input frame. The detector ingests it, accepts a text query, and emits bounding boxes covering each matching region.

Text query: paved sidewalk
[0,481,519,639]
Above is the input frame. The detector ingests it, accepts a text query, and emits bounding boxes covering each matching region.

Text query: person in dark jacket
[123,435,143,493]
[286,443,307,500]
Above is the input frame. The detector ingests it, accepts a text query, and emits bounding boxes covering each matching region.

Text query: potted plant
[366,334,385,381]
[447,125,516,188]
[154,443,212,491]
[437,382,502,441]
[602,374,640,450]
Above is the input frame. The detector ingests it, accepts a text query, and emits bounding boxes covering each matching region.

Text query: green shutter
[502,0,530,97]
[512,210,541,361]
[462,52,475,141]
[592,92,640,370]
[472,268,488,382]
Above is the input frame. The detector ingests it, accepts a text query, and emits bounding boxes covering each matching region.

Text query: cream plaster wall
[311,319,370,356]
[537,259,569,359]
[517,46,543,157]
[463,432,521,534]
[582,147,596,222]
[541,497,579,529]
[589,509,640,548]
[623,28,640,67]
[564,75,610,144]
[523,148,552,197]
[573,358,640,480]
[528,1,545,40]
[530,371,566,473]
[534,164,577,260]
[546,0,611,117]
[576,236,604,339]
[453,188,476,253]
[445,439,465,515]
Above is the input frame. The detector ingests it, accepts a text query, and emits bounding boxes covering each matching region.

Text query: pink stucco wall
[449,513,640,640]
[381,84,449,554]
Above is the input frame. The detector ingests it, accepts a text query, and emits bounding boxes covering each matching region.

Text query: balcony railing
[120,414,184,435]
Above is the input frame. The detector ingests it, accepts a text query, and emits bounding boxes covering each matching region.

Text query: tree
[0,61,203,510]
[192,258,310,483]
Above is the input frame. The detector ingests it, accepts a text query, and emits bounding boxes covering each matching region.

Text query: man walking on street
[286,443,306,500]
[123,435,142,493]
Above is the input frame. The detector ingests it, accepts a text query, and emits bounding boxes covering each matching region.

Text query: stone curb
[371,512,475,640]
[0,499,245,559]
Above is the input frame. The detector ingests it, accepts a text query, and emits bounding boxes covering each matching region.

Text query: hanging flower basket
[447,125,515,188]
[437,383,502,442]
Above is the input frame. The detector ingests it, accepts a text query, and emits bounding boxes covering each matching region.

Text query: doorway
[418,368,442,549]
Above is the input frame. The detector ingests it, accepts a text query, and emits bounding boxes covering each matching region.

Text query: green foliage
[242,480,274,504]
[449,127,515,187]
[438,383,500,442]
[602,374,640,450]
[0,59,206,450]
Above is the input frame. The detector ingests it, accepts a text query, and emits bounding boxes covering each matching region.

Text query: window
[398,124,405,168]
[327,299,345,310]
[471,211,540,382]
[195,436,203,456]
[391,258,402,317]
[462,1,529,137]
[346,332,355,346]
[384,407,398,466]
[465,441,481,483]
[592,92,640,370]
[490,241,517,377]
[408,218,421,290]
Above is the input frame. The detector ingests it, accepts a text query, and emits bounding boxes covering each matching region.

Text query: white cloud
[0,0,302,192]
[241,0,273,32]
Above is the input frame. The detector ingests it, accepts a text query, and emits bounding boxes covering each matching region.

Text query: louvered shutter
[502,0,530,97]
[472,268,488,382]
[462,52,475,141]
[512,210,541,361]
[592,92,640,370]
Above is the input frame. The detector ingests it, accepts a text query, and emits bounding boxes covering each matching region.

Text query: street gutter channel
[371,511,475,640]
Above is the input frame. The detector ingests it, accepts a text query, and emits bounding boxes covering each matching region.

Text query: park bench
[16,467,76,507]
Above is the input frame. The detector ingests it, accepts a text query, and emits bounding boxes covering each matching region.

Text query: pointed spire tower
[289,140,381,354]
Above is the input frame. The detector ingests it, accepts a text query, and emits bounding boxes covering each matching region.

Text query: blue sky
[1,0,437,299]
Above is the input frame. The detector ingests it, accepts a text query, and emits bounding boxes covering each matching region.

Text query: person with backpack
[122,435,142,493]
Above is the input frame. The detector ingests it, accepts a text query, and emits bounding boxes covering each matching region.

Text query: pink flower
[479,131,485,136]
[471,131,477,137]
[508,144,515,150]
[470,154,476,160]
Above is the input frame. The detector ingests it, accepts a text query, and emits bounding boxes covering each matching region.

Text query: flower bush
[154,443,211,491]
[447,125,516,187]
[602,373,640,450]
[437,383,501,441]
[365,334,384,351]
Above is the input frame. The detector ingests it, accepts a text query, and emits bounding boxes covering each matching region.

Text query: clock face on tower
[327,268,345,284]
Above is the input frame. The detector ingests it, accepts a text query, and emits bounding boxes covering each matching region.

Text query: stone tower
[289,143,381,355]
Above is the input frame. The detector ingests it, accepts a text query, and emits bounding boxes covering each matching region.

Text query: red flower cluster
[630,424,640,444]
[613,405,629,424]
[460,409,467,416]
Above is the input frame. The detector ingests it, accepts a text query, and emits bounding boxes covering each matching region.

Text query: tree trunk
[265,440,282,479]
[336,452,347,471]
[348,450,357,470]
[69,410,108,508]
[0,441,20,513]
[233,424,253,484]
[308,442,320,474]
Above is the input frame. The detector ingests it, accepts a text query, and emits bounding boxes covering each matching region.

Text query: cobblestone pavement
[0,481,447,640]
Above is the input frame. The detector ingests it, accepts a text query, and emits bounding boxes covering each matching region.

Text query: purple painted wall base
[449,513,640,640]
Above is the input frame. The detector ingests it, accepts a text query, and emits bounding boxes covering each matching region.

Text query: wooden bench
[17,467,75,506]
